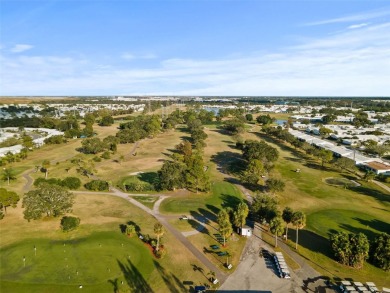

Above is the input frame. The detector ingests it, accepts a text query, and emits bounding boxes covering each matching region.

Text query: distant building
[363,161,390,175]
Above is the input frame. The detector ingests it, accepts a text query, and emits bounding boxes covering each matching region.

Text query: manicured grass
[132,196,158,209]
[0,193,207,292]
[0,231,154,292]
[307,209,389,240]
[160,181,243,216]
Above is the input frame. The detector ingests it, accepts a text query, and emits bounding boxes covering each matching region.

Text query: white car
[180,215,188,220]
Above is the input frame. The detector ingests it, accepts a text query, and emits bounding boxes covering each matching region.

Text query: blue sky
[1,0,389,96]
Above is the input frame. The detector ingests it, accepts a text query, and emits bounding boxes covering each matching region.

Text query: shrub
[60,216,80,232]
[93,156,102,162]
[85,180,109,191]
[34,177,62,187]
[61,177,81,190]
[101,151,111,159]
[155,247,166,259]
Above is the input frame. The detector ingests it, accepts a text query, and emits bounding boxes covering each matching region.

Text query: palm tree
[269,216,284,247]
[364,171,376,182]
[207,270,216,282]
[292,211,306,250]
[2,167,16,185]
[154,222,165,252]
[225,251,232,266]
[282,207,294,241]
[126,225,135,237]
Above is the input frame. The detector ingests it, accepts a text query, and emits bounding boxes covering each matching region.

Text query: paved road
[373,180,390,194]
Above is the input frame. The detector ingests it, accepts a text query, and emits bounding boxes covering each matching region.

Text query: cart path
[73,188,227,283]
[373,180,390,194]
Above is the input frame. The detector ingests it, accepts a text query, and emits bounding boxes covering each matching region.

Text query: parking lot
[218,229,304,293]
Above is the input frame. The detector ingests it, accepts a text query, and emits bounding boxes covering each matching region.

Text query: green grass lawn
[0,231,154,293]
[0,193,207,293]
[160,181,243,216]
[132,196,158,209]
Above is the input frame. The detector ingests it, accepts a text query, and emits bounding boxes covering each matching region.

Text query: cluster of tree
[183,111,209,148]
[34,176,81,190]
[217,201,249,246]
[217,108,245,120]
[44,135,67,145]
[0,188,20,220]
[236,140,280,188]
[23,183,75,221]
[85,179,109,191]
[158,140,210,193]
[256,114,275,125]
[79,135,119,154]
[0,150,28,166]
[353,111,373,128]
[251,195,306,248]
[330,231,369,269]
[221,118,246,135]
[162,109,184,130]
[331,231,390,271]
[116,115,161,144]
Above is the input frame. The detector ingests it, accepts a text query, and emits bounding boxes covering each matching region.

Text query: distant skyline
[1,0,389,96]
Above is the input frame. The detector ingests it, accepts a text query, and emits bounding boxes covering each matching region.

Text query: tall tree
[158,160,186,190]
[240,159,265,186]
[42,160,50,179]
[218,209,233,247]
[126,225,136,237]
[282,207,294,240]
[2,167,16,185]
[0,188,20,216]
[22,183,75,221]
[330,231,370,268]
[364,171,376,182]
[186,154,210,193]
[318,149,333,167]
[269,216,284,247]
[154,222,165,252]
[233,202,249,230]
[370,233,390,271]
[292,211,306,250]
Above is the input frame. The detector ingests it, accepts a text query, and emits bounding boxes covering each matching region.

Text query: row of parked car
[273,251,291,279]
[339,281,380,293]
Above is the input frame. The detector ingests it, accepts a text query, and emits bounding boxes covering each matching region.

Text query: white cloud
[10,44,34,53]
[1,21,390,96]
[347,23,369,30]
[305,9,390,26]
[121,52,157,60]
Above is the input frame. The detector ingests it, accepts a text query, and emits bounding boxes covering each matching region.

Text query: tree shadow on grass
[220,193,242,210]
[350,185,390,203]
[210,151,246,175]
[289,228,333,261]
[117,259,154,293]
[153,260,187,293]
[138,172,159,184]
[341,218,390,240]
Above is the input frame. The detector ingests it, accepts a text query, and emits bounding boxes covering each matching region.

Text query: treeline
[330,231,389,271]
[157,110,210,193]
